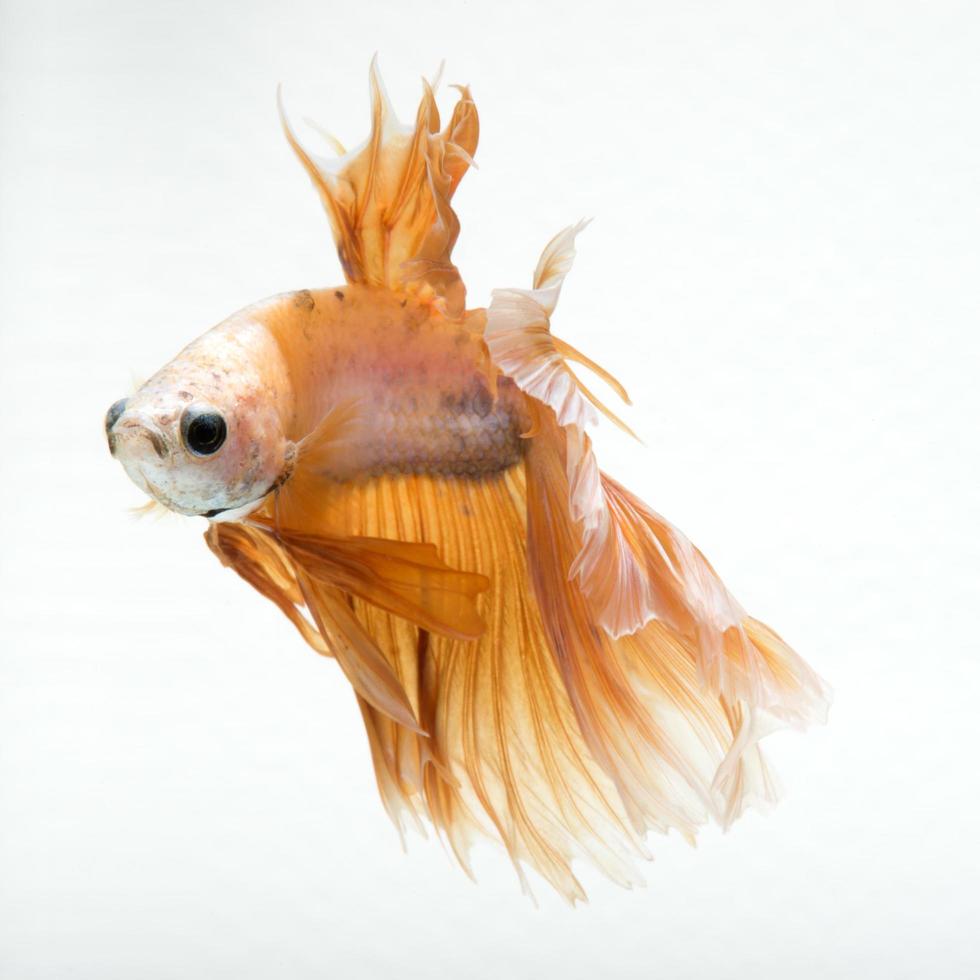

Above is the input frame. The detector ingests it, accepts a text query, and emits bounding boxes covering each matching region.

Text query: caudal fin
[582,472,829,727]
[486,220,829,729]
[487,220,828,839]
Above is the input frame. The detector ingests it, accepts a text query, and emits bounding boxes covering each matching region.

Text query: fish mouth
[109,415,169,460]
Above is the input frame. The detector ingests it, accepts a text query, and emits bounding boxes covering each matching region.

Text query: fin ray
[280,62,478,316]
[237,464,811,901]
[485,222,634,438]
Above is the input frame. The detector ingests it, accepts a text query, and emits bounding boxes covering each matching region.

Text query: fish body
[107,64,828,901]
[260,286,527,479]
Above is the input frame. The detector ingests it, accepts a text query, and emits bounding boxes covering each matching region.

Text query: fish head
[105,319,293,519]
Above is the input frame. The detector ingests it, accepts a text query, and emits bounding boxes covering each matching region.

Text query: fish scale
[365,381,527,478]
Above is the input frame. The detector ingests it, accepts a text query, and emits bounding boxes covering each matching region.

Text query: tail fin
[524,409,821,832]
[279,58,479,317]
[487,221,829,726]
[582,473,829,725]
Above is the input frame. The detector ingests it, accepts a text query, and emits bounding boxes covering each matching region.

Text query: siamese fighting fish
[106,65,828,902]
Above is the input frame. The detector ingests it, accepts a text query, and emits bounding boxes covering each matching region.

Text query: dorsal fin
[279,58,479,317]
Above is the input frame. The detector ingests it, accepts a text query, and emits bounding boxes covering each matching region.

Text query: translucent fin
[245,464,802,902]
[484,222,650,635]
[272,526,489,642]
[484,221,636,437]
[294,400,365,471]
[296,573,424,733]
[207,520,420,729]
[287,398,372,483]
[208,510,489,731]
[205,522,326,654]
[279,58,479,316]
[563,422,657,637]
[486,221,819,672]
[578,473,829,725]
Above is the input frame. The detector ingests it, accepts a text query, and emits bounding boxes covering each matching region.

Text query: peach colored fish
[106,62,828,902]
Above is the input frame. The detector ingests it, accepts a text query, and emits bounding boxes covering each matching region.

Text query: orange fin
[229,462,822,900]
[208,516,488,732]
[535,411,830,723]
[522,410,828,830]
[295,573,425,733]
[279,58,479,316]
[289,399,369,481]
[269,525,489,642]
[580,473,828,724]
[207,521,419,729]
[205,522,327,655]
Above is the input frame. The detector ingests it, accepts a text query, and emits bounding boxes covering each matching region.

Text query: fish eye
[181,406,227,456]
[105,398,127,436]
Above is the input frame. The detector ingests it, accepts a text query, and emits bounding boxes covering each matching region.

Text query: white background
[2,1,978,977]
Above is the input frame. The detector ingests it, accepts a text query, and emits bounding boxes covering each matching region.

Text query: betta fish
[106,62,828,902]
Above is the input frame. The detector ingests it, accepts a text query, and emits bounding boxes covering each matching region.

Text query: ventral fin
[296,573,426,733]
[259,521,489,642]
[205,522,327,655]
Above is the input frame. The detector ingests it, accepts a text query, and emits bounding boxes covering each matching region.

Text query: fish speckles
[293,290,315,311]
[335,290,345,301]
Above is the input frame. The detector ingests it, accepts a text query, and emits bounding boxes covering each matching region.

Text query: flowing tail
[486,222,828,727]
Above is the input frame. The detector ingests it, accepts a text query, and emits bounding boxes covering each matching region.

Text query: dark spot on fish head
[334,290,345,301]
[177,390,194,402]
[293,289,315,311]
